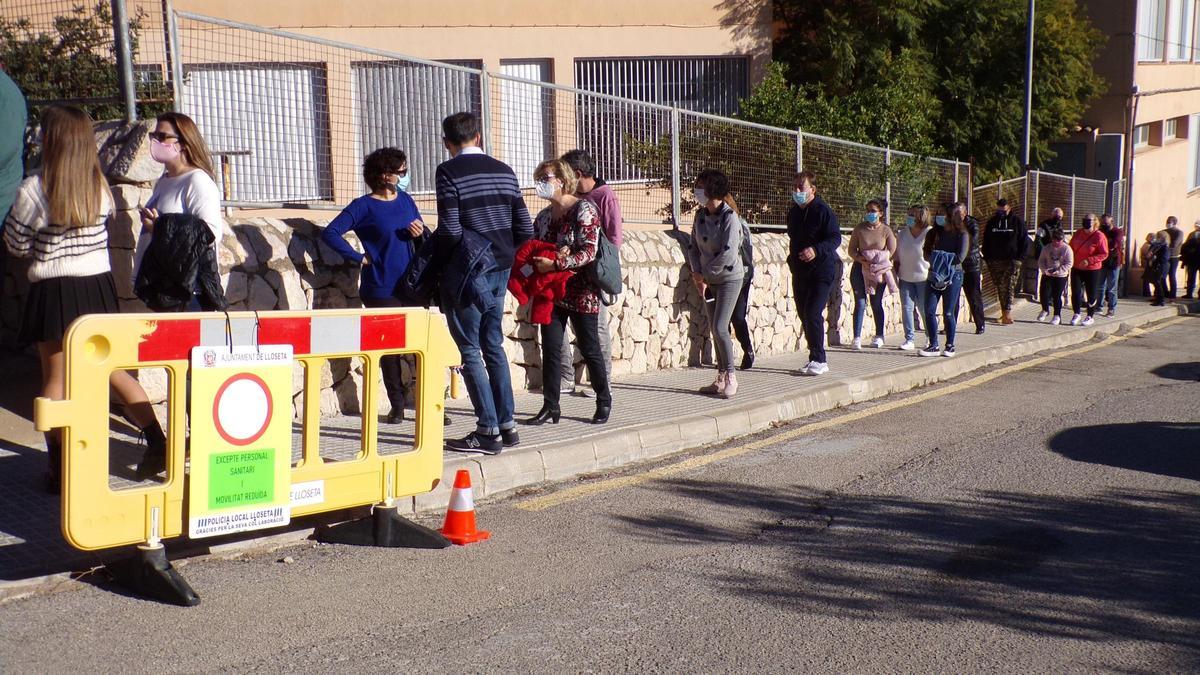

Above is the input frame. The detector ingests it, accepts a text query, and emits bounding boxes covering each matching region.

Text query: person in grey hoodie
[688,169,744,399]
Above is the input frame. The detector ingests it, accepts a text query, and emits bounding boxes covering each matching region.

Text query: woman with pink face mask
[135,113,225,276]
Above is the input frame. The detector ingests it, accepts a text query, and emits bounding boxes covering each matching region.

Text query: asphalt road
[0,316,1197,673]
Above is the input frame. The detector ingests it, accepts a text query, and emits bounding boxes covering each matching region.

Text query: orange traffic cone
[441,469,490,545]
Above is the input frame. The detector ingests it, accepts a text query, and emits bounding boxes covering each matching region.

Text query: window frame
[1170,0,1196,61]
[1134,123,1152,149]
[1140,0,1168,62]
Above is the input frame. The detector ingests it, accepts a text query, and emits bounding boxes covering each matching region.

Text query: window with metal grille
[351,59,483,194]
[574,56,749,183]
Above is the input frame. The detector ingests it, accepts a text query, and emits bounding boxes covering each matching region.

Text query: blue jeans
[924,269,964,349]
[442,268,515,436]
[899,280,927,342]
[850,264,886,339]
[1098,267,1120,311]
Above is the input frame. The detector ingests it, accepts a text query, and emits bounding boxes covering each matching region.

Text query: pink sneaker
[721,372,738,399]
[700,372,726,395]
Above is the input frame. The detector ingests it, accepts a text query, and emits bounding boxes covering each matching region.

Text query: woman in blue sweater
[322,147,427,424]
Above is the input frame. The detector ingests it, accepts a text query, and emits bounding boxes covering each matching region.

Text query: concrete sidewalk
[0,298,1192,590]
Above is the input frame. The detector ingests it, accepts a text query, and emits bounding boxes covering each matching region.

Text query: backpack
[927,250,958,292]
[571,203,623,304]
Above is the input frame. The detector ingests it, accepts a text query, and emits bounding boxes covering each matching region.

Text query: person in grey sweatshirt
[687,169,744,399]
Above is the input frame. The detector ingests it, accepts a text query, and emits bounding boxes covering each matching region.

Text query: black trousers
[541,306,611,408]
[730,273,753,354]
[1039,275,1067,316]
[1071,268,1102,317]
[792,272,836,364]
[962,264,986,330]
[361,296,408,409]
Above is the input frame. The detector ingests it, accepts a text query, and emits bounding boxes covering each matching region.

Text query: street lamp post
[1021,0,1036,169]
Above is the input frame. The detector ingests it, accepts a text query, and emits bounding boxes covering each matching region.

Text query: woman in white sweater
[135,112,224,285]
[894,205,933,350]
[3,106,166,493]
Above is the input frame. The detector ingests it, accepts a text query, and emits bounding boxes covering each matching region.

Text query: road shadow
[610,479,1200,653]
[1151,362,1200,382]
[1048,422,1200,482]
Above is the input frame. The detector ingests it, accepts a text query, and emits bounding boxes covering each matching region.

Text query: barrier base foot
[106,544,201,607]
[316,505,451,549]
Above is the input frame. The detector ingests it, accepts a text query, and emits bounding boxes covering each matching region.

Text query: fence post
[164,1,184,113]
[884,147,892,224]
[795,127,803,172]
[111,0,138,123]
[1069,175,1077,229]
[1033,171,1040,225]
[953,160,960,203]
[479,66,492,155]
[670,107,682,230]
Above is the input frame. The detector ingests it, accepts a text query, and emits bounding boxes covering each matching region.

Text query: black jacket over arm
[134,213,228,312]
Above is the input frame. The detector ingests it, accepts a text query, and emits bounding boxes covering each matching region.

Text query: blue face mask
[905,215,916,227]
[395,174,411,193]
[865,212,879,224]
[935,215,947,226]
[793,190,810,207]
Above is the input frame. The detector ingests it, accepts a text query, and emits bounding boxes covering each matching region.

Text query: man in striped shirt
[435,112,533,455]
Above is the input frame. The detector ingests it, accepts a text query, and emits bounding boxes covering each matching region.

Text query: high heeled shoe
[591,404,611,424]
[521,405,561,426]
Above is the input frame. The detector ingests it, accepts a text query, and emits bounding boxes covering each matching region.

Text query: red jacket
[508,239,574,325]
[1069,228,1109,271]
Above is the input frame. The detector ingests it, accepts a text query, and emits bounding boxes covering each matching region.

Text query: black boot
[43,432,61,495]
[386,406,405,424]
[135,421,168,481]
[591,404,611,425]
[521,405,561,426]
[739,351,755,371]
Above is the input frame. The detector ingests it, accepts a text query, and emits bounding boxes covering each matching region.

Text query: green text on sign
[208,448,276,510]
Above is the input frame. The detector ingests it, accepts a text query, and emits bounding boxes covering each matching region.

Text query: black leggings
[541,306,611,409]
[1039,275,1067,316]
[962,264,986,330]
[730,273,753,353]
[1071,269,1102,317]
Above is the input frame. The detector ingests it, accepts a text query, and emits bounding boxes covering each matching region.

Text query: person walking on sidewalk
[982,198,1027,324]
[848,198,897,350]
[787,170,842,376]
[1182,221,1200,298]
[954,202,987,335]
[688,170,745,399]
[322,147,427,425]
[1035,208,1065,258]
[919,206,969,358]
[724,195,756,370]
[1164,216,1185,298]
[523,159,612,425]
[1036,228,1073,325]
[1146,231,1170,306]
[1139,232,1155,298]
[1097,213,1125,317]
[1068,213,1109,327]
[3,105,167,493]
[894,205,932,350]
[435,112,533,454]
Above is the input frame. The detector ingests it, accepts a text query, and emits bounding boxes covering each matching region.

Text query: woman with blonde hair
[522,158,611,425]
[3,105,167,492]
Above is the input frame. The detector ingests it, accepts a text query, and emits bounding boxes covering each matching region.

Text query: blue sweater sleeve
[321,198,366,264]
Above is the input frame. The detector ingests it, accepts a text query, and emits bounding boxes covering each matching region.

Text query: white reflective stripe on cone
[447,487,474,512]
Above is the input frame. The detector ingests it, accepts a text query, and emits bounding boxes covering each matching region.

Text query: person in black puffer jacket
[134,212,227,312]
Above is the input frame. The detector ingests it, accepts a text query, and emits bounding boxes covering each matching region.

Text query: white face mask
[694,188,708,205]
[535,180,556,200]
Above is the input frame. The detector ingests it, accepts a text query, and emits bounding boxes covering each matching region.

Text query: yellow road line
[515,316,1188,512]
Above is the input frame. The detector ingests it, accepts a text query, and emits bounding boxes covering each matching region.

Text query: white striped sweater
[3,176,113,282]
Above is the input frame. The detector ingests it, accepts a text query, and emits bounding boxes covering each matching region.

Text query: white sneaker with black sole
[871,336,885,348]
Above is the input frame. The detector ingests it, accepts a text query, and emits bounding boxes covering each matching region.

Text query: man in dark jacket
[1097,213,1125,316]
[786,170,841,376]
[1182,221,1200,298]
[982,198,1027,324]
[434,112,533,455]
[955,202,987,334]
[1035,208,1065,257]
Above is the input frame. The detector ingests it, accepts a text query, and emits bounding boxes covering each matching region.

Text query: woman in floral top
[522,159,612,426]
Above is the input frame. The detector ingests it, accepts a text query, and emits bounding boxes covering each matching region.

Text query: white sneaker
[798,361,815,376]
[1050,315,1061,325]
[899,340,915,351]
[1069,314,1081,326]
[1036,310,1049,322]
[1081,315,1094,327]
[871,336,885,349]
[852,337,862,350]
[806,361,829,376]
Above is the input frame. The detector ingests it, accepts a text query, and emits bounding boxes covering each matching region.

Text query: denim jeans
[924,268,964,349]
[1098,267,1120,311]
[850,264,886,339]
[1167,257,1181,297]
[898,279,927,342]
[442,268,515,436]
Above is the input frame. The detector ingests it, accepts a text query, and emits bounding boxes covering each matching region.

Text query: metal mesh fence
[0,0,172,120]
[889,153,961,218]
[1071,176,1108,229]
[801,133,888,227]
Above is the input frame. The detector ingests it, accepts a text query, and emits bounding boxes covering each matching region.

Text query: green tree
[762,0,1105,181]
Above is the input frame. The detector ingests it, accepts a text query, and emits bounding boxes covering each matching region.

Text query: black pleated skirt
[20,272,120,344]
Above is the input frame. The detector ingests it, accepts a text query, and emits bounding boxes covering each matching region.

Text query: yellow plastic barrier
[35,308,461,552]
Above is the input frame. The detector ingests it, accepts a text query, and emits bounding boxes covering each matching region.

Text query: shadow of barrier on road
[1049,422,1200,483]
[29,308,461,605]
[1151,362,1200,382]
[608,479,1200,655]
